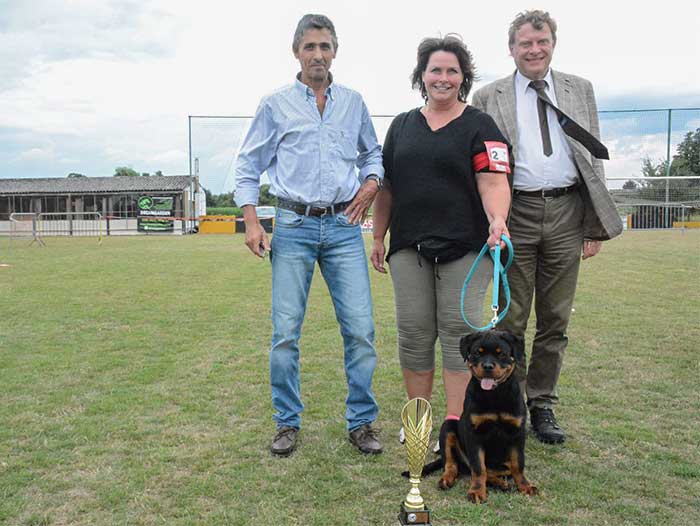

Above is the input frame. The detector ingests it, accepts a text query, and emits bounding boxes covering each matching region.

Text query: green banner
[137,196,174,232]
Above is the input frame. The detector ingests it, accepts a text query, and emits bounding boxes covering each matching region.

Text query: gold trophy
[398,398,432,525]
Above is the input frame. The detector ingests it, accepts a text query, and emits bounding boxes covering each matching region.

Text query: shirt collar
[515,68,554,96]
[294,72,335,100]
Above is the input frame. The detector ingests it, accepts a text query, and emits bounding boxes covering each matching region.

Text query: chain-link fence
[189,108,700,229]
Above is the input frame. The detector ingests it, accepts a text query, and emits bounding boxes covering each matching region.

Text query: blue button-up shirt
[234,77,384,207]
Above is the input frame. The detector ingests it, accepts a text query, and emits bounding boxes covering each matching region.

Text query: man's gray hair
[508,10,557,48]
[292,14,338,52]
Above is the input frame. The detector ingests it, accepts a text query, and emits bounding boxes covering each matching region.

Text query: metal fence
[38,212,103,241]
[9,212,104,245]
[189,107,700,230]
[9,213,45,246]
[1,209,200,237]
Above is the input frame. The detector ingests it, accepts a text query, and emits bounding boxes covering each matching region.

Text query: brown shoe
[271,426,298,456]
[530,407,566,444]
[349,424,383,454]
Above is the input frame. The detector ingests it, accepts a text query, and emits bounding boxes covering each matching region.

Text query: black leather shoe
[271,426,298,456]
[349,424,383,454]
[530,407,566,444]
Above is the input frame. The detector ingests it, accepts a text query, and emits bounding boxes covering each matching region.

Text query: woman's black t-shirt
[382,106,510,261]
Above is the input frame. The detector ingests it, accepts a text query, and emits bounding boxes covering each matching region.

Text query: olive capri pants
[389,248,492,372]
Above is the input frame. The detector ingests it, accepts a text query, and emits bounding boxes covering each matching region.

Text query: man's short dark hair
[410,34,476,103]
[508,10,558,48]
[292,14,338,53]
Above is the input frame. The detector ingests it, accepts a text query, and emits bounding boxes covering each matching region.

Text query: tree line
[67,167,165,177]
[624,127,700,195]
[204,184,276,208]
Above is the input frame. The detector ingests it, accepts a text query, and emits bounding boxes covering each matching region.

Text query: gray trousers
[500,190,584,409]
[389,249,491,372]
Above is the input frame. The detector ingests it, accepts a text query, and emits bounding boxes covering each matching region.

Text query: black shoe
[530,407,566,444]
[271,426,298,456]
[349,424,383,454]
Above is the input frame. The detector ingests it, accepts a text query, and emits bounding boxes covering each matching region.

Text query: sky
[1,0,699,194]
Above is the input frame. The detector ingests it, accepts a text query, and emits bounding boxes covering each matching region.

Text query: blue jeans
[269,208,378,432]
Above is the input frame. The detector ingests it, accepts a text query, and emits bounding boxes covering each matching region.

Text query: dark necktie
[530,80,552,156]
[529,80,609,160]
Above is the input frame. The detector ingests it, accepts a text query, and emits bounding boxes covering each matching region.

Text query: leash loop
[460,234,513,331]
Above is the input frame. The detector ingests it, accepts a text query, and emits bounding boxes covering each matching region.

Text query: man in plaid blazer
[472,9,622,444]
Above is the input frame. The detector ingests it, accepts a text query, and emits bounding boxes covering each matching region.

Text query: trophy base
[398,503,431,525]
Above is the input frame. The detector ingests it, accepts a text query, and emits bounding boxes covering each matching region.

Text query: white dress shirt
[514,69,579,191]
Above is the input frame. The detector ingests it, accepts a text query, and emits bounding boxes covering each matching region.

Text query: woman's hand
[487,216,509,249]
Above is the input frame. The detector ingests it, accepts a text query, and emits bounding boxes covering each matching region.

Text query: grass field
[1,230,699,526]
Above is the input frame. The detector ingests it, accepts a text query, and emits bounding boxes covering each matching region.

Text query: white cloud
[150,149,188,165]
[17,147,54,162]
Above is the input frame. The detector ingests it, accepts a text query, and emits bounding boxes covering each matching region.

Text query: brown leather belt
[277,198,352,217]
[514,183,580,199]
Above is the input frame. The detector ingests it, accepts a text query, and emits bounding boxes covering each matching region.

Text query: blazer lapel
[552,70,590,161]
[495,73,518,155]
[552,70,573,115]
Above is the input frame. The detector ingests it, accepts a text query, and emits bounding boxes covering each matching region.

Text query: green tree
[114,167,140,177]
[204,185,276,209]
[258,184,276,206]
[669,128,700,185]
[204,188,216,207]
[67,172,86,178]
[637,158,668,200]
[636,127,700,201]
[622,179,637,190]
[675,129,700,174]
[215,191,235,207]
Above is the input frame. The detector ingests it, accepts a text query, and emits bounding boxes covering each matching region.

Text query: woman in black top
[371,35,512,423]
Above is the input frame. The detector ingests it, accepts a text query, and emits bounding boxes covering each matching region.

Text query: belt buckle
[541,189,553,200]
[319,206,328,217]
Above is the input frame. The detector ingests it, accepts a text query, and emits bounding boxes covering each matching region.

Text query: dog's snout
[482,361,495,373]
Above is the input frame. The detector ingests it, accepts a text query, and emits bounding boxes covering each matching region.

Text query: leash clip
[491,306,499,325]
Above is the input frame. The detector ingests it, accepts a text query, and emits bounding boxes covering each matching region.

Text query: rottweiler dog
[414,329,538,503]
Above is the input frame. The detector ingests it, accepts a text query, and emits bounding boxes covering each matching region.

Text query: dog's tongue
[481,378,496,390]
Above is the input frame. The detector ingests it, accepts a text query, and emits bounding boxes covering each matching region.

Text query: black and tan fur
[413,329,538,503]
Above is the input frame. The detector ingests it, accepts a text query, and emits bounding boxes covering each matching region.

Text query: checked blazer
[472,70,623,241]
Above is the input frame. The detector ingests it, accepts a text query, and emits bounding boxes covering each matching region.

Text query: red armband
[472,141,511,174]
[472,151,489,172]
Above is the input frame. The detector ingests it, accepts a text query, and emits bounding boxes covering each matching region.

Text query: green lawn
[1,230,699,526]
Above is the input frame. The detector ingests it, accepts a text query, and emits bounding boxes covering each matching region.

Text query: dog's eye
[495,347,501,354]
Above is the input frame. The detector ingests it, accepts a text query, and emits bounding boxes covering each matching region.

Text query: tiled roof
[0,176,193,195]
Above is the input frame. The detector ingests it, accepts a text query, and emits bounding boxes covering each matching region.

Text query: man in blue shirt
[235,14,384,456]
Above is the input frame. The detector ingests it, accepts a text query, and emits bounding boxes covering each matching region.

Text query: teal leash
[460,234,514,331]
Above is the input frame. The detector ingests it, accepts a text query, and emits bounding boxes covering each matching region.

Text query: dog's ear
[501,332,525,362]
[459,332,482,362]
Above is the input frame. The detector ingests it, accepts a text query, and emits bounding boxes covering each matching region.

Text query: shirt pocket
[330,128,359,161]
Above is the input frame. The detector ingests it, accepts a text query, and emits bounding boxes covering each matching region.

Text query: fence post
[664,109,672,227]
[681,205,686,233]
